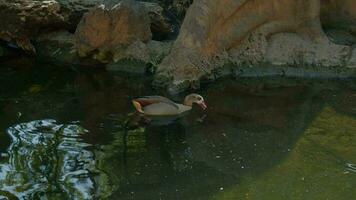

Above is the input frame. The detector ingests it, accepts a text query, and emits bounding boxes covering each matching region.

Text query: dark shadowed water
[0,58,355,200]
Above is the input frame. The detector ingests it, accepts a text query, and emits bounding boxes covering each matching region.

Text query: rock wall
[75,1,152,59]
[0,0,102,53]
[321,0,356,34]
[154,0,356,91]
[74,0,173,72]
[1,0,356,92]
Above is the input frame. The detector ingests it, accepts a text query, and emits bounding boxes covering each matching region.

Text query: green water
[0,59,355,200]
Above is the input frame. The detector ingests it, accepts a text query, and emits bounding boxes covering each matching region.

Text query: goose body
[132,94,207,116]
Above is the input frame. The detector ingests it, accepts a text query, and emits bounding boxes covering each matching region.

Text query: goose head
[184,93,207,110]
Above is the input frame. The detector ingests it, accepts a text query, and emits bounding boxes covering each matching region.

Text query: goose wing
[133,96,178,109]
[142,102,180,115]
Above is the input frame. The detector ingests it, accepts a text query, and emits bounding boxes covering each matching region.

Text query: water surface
[0,59,355,199]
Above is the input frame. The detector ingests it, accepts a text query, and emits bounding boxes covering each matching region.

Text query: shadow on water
[0,59,355,199]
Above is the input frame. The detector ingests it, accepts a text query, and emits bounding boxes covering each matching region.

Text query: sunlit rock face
[0,120,112,200]
[155,0,356,92]
[75,1,152,56]
[74,0,174,67]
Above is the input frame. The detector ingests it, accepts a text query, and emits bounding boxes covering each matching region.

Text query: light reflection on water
[0,119,110,200]
[346,163,356,173]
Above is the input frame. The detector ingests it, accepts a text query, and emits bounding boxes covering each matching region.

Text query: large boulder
[75,0,152,61]
[155,0,356,92]
[0,0,102,53]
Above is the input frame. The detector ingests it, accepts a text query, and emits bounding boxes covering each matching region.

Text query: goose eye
[197,97,202,101]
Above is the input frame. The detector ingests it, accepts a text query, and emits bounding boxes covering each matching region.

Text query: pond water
[0,58,355,200]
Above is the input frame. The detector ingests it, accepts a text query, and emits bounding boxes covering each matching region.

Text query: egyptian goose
[132,94,207,116]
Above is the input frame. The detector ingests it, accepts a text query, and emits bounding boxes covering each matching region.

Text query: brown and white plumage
[132,94,207,116]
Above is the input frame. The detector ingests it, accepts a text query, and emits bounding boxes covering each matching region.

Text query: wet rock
[75,0,152,60]
[34,31,79,64]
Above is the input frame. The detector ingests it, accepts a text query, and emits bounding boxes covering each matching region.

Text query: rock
[58,0,104,32]
[325,29,356,46]
[34,31,79,64]
[106,40,172,74]
[265,33,351,67]
[228,33,268,67]
[156,0,332,89]
[155,0,356,91]
[0,0,62,53]
[142,2,173,40]
[146,40,172,66]
[100,1,175,39]
[109,1,152,45]
[170,0,194,20]
[347,48,356,68]
[106,59,148,74]
[0,0,103,53]
[321,0,356,35]
[112,40,150,63]
[147,0,193,22]
[75,0,152,61]
[75,5,111,57]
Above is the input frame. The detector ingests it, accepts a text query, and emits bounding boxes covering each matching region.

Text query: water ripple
[345,163,356,173]
[0,119,111,200]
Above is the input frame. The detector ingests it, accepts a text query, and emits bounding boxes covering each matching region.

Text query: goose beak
[198,101,207,110]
